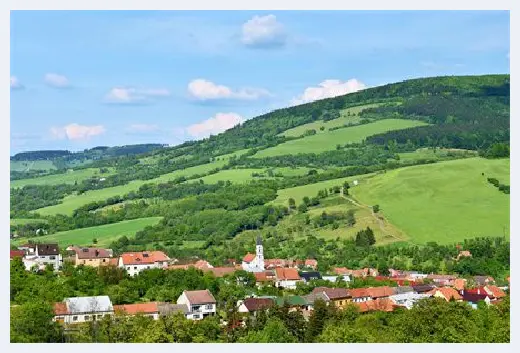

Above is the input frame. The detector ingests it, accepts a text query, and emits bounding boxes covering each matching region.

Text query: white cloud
[44,73,71,88]
[290,79,367,105]
[104,87,171,104]
[186,113,244,139]
[241,14,287,48]
[10,76,24,90]
[188,79,271,101]
[50,123,105,141]
[126,124,160,133]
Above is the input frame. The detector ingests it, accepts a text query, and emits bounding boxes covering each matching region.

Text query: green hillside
[11,167,115,188]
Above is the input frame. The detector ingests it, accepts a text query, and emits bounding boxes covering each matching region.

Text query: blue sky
[10,10,510,154]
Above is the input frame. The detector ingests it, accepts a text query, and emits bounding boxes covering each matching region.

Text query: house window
[127,267,130,270]
[134,266,137,270]
[73,316,78,321]
[205,304,213,310]
[50,256,56,260]
[103,259,106,263]
[84,315,90,321]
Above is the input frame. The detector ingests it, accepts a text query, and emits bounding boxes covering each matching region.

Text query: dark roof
[312,287,350,300]
[299,271,322,281]
[37,244,59,256]
[157,303,189,316]
[241,298,275,311]
[75,247,112,259]
[392,286,415,295]
[413,284,435,293]
[461,292,490,303]
[303,291,330,305]
[473,276,494,285]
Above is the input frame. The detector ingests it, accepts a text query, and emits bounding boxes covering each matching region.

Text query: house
[356,298,396,313]
[237,298,275,314]
[449,278,467,291]
[483,285,506,299]
[70,247,113,267]
[310,287,351,309]
[299,271,321,283]
[21,243,62,271]
[401,271,428,281]
[350,288,372,303]
[390,292,431,309]
[473,276,495,286]
[456,250,472,260]
[157,303,190,318]
[202,267,236,278]
[302,291,332,310]
[391,286,415,295]
[168,259,213,270]
[304,259,318,270]
[53,296,114,324]
[366,286,395,300]
[322,275,351,283]
[427,287,462,302]
[177,289,217,320]
[274,267,303,289]
[254,270,276,287]
[118,251,170,276]
[412,284,436,294]
[460,292,491,309]
[114,302,160,320]
[333,267,378,278]
[10,250,25,260]
[242,236,265,272]
[427,274,457,286]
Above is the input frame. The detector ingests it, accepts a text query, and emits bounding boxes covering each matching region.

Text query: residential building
[304,259,318,270]
[473,276,495,286]
[177,289,217,320]
[53,296,114,324]
[299,271,322,283]
[483,285,506,299]
[366,286,395,300]
[310,287,351,309]
[274,267,303,289]
[242,235,265,272]
[427,287,462,302]
[10,250,25,260]
[460,292,491,309]
[392,286,415,295]
[390,292,431,309]
[412,284,436,294]
[254,270,276,287]
[70,247,113,267]
[322,275,351,283]
[449,278,467,291]
[157,303,190,318]
[118,251,170,276]
[350,288,372,303]
[237,298,275,314]
[302,291,332,310]
[356,298,396,313]
[168,259,213,271]
[456,250,472,260]
[426,274,457,286]
[21,243,62,271]
[114,302,160,320]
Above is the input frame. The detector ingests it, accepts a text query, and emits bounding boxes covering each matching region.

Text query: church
[241,235,265,272]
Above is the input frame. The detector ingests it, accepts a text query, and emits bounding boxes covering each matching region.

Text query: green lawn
[10,160,56,172]
[193,167,313,184]
[11,217,163,248]
[10,218,48,226]
[34,160,227,216]
[280,103,384,138]
[254,119,428,158]
[11,168,116,189]
[351,157,510,244]
[214,149,251,161]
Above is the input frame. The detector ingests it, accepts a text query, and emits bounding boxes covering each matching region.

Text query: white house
[20,243,62,271]
[177,289,217,320]
[322,275,351,283]
[242,235,265,272]
[390,292,431,310]
[274,267,303,289]
[118,251,170,277]
[53,296,114,324]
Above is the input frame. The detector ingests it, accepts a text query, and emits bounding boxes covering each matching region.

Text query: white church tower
[255,235,265,271]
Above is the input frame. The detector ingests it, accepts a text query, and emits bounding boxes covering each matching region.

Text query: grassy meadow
[10,160,56,172]
[11,168,116,189]
[254,119,429,158]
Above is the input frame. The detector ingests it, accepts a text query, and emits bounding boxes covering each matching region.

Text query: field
[11,168,116,189]
[350,157,510,244]
[214,149,251,161]
[34,160,227,216]
[10,218,48,226]
[11,217,163,248]
[280,103,385,138]
[254,119,429,158]
[193,167,313,184]
[10,160,56,172]
[397,148,478,163]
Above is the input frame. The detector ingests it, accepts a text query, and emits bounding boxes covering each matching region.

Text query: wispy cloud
[50,123,105,141]
[290,79,367,106]
[241,14,287,49]
[10,76,24,90]
[187,79,271,102]
[44,73,71,88]
[186,112,244,139]
[104,87,170,105]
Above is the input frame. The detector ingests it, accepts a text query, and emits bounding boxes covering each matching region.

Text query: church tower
[255,235,265,271]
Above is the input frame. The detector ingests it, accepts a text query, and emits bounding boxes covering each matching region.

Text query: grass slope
[10,218,48,226]
[12,217,163,248]
[351,158,510,244]
[194,167,313,184]
[11,168,116,188]
[255,119,429,158]
[10,160,56,172]
[34,160,227,216]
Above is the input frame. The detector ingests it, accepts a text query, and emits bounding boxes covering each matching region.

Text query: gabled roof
[299,271,321,281]
[120,251,169,265]
[350,288,371,298]
[65,296,113,313]
[10,250,25,259]
[311,287,350,300]
[392,286,414,295]
[413,284,435,293]
[474,276,494,286]
[461,292,490,304]
[183,289,216,304]
[54,302,68,316]
[157,303,189,316]
[114,302,159,315]
[303,291,330,305]
[254,271,275,282]
[356,298,396,313]
[450,278,467,291]
[305,259,318,267]
[243,253,256,262]
[427,287,462,301]
[36,244,60,256]
[74,247,112,259]
[241,298,275,312]
[484,285,506,299]
[275,267,301,281]
[367,286,395,299]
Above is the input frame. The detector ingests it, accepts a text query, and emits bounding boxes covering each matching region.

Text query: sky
[10,10,510,154]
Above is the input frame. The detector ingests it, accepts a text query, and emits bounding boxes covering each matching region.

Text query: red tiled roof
[243,253,255,262]
[10,250,25,259]
[114,302,159,315]
[350,288,371,298]
[305,259,318,267]
[450,278,467,291]
[366,286,394,299]
[120,251,169,265]
[484,285,506,299]
[333,267,350,275]
[74,247,112,259]
[203,267,236,277]
[241,298,275,312]
[54,302,68,316]
[183,289,216,304]
[428,287,462,301]
[254,271,275,282]
[265,259,289,268]
[356,298,395,313]
[194,260,212,269]
[275,267,301,281]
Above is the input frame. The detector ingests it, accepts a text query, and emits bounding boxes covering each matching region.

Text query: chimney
[95,250,99,257]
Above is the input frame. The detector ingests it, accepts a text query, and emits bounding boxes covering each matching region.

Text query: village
[10,235,509,326]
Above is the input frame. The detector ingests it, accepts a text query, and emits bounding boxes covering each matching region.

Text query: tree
[305,299,329,342]
[240,317,296,343]
[373,205,380,213]
[10,300,63,343]
[93,238,98,245]
[288,198,296,210]
[346,209,356,227]
[298,203,308,213]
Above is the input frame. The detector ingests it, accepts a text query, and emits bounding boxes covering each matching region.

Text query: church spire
[256,234,263,246]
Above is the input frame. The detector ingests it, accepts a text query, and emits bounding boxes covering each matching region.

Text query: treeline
[10,184,75,213]
[11,150,71,161]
